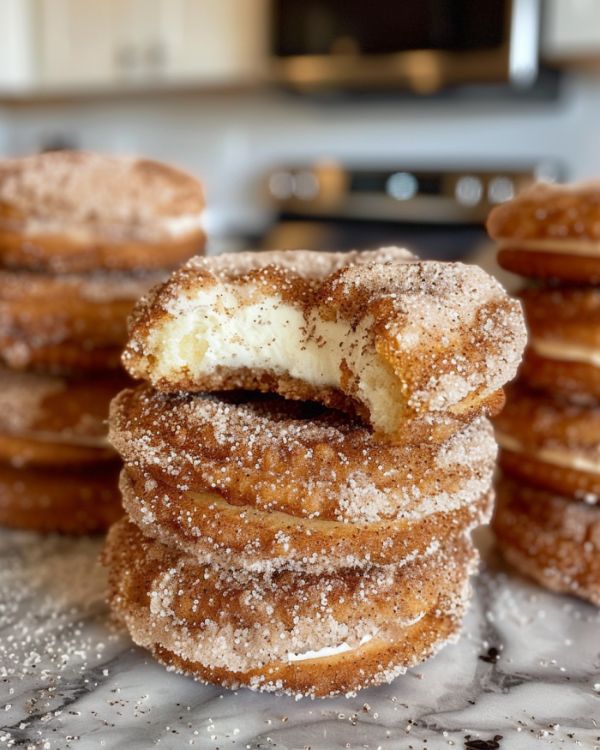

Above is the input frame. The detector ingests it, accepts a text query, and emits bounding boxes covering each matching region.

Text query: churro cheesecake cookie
[494,383,600,502]
[0,150,208,535]
[0,151,205,272]
[104,518,477,698]
[495,384,600,500]
[519,285,600,400]
[493,474,600,606]
[0,461,121,534]
[489,180,600,283]
[123,248,526,443]
[0,269,163,372]
[0,368,129,467]
[104,245,524,694]
[110,386,495,570]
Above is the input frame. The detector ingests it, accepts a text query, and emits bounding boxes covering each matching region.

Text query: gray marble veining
[0,529,599,750]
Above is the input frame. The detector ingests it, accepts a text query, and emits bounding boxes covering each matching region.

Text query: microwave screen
[273,0,506,57]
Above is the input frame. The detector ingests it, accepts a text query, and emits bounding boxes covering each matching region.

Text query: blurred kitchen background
[0,0,598,264]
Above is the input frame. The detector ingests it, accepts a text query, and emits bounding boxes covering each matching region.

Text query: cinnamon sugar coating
[495,383,600,458]
[494,383,600,500]
[0,231,204,275]
[110,386,495,568]
[104,519,475,697]
[0,151,205,273]
[520,349,600,401]
[0,433,112,469]
[489,182,600,281]
[488,181,600,241]
[497,249,600,283]
[499,446,600,502]
[0,151,205,272]
[0,151,205,226]
[0,369,130,467]
[521,286,600,349]
[0,462,122,534]
[120,466,492,572]
[0,269,162,372]
[123,248,525,442]
[493,474,600,606]
[517,286,600,399]
[110,386,497,522]
[0,368,127,445]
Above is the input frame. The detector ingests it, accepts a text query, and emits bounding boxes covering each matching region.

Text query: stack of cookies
[489,181,600,605]
[0,150,205,533]
[103,247,526,697]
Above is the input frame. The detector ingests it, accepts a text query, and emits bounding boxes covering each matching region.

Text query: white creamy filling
[17,212,204,242]
[161,213,205,238]
[286,633,375,663]
[530,338,600,367]
[154,287,404,433]
[496,431,600,474]
[498,238,600,257]
[284,611,429,663]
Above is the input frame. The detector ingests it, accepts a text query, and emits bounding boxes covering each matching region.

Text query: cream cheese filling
[530,338,600,367]
[161,213,205,238]
[15,212,204,242]
[496,431,600,474]
[286,633,376,662]
[146,569,410,673]
[285,611,427,662]
[148,282,499,434]
[153,287,403,434]
[498,238,600,257]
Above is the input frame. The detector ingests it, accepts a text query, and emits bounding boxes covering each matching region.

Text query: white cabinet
[156,0,268,83]
[0,0,36,89]
[543,0,600,61]
[36,0,127,86]
[5,0,269,92]
[0,0,268,93]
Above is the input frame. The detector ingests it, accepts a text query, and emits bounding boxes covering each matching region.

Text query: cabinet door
[36,0,130,87]
[0,0,36,89]
[543,0,600,60]
[156,0,268,83]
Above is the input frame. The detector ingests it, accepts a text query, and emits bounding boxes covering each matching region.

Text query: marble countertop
[1,529,599,750]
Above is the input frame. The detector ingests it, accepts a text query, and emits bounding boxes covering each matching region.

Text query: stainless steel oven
[271,0,541,92]
[259,162,561,265]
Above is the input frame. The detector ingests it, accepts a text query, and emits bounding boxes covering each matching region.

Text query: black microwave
[271,0,541,93]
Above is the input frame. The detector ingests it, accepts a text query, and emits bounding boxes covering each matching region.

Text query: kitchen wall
[0,71,598,239]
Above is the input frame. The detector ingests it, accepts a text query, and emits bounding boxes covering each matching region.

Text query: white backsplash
[0,73,598,240]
